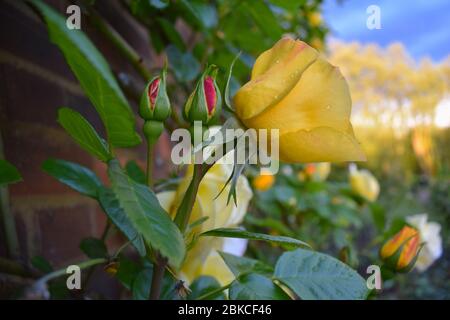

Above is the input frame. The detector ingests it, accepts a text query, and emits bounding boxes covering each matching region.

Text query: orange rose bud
[305,164,316,176]
[253,172,275,191]
[380,226,421,272]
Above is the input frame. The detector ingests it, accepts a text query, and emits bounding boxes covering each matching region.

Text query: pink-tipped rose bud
[184,65,221,124]
[139,68,171,122]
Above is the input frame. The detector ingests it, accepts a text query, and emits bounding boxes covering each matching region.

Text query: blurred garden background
[0,0,448,299]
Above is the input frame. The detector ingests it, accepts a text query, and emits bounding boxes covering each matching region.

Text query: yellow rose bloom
[157,153,253,285]
[234,38,365,163]
[253,171,275,191]
[349,164,379,202]
[380,226,421,270]
[310,37,324,51]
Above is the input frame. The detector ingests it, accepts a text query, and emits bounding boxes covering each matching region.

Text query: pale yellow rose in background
[234,37,365,163]
[307,11,323,27]
[314,162,331,181]
[157,136,253,285]
[349,163,380,202]
[303,162,331,181]
[406,214,442,272]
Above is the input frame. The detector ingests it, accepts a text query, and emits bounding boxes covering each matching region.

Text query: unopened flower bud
[349,164,380,202]
[184,65,221,125]
[380,226,421,272]
[252,171,275,192]
[139,68,171,122]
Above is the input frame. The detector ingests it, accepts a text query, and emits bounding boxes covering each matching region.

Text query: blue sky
[322,0,450,61]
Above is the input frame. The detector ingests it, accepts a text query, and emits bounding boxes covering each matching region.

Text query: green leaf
[242,1,283,40]
[190,1,218,29]
[132,266,178,300]
[132,268,152,300]
[187,216,209,230]
[369,202,386,232]
[149,0,169,9]
[30,0,141,147]
[222,7,267,54]
[149,27,165,53]
[79,237,108,259]
[48,279,70,299]
[201,228,310,249]
[108,159,185,268]
[31,256,53,273]
[157,18,186,51]
[245,215,295,237]
[218,252,273,277]
[57,108,112,162]
[175,0,205,29]
[125,160,146,185]
[229,274,290,300]
[0,159,22,186]
[115,256,141,290]
[269,0,305,11]
[98,187,146,257]
[166,45,200,82]
[274,248,369,300]
[42,158,102,198]
[188,276,225,300]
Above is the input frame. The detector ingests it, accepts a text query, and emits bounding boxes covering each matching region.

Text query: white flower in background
[406,214,443,272]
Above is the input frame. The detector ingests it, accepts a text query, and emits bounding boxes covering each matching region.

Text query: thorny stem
[149,253,167,300]
[173,164,205,233]
[146,137,166,299]
[80,2,152,80]
[146,141,155,187]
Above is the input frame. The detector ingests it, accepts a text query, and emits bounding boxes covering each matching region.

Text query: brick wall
[0,0,172,297]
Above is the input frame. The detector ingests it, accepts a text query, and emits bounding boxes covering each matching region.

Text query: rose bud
[139,67,171,122]
[234,37,365,163]
[252,171,275,192]
[184,65,221,125]
[380,226,422,272]
[349,163,380,202]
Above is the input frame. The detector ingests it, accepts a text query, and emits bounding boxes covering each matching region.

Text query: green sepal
[143,120,164,146]
[223,52,241,113]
